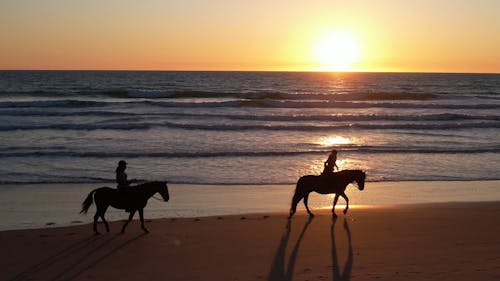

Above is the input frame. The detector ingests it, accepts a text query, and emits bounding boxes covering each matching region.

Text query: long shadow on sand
[8,235,102,281]
[331,217,353,281]
[8,233,147,281]
[267,217,314,281]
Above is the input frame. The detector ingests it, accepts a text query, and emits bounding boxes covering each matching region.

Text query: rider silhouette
[322,149,339,175]
[116,160,138,190]
[115,160,138,212]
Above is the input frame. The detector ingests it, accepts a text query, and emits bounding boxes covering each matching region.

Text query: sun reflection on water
[316,135,354,147]
[312,135,366,171]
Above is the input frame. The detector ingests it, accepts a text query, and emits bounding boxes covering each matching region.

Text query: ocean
[0,71,499,184]
[1,71,499,230]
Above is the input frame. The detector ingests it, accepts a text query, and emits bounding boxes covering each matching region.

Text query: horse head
[354,170,366,190]
[158,181,170,202]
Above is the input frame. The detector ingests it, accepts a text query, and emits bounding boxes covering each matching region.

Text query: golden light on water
[311,135,363,174]
[316,135,355,147]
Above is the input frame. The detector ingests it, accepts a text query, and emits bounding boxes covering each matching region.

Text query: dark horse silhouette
[289,170,366,218]
[80,181,169,234]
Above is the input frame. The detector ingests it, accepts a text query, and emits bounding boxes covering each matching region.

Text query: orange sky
[1,0,499,73]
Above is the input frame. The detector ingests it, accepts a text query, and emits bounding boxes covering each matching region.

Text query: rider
[322,149,339,175]
[116,160,138,190]
[116,160,139,212]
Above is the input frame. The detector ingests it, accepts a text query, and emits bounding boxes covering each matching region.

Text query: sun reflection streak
[316,135,358,147]
[308,157,356,175]
[306,135,370,177]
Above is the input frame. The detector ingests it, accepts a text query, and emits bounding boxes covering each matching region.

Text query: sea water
[0,71,498,184]
[1,71,499,230]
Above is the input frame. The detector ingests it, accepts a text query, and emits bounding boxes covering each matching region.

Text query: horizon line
[1,69,499,75]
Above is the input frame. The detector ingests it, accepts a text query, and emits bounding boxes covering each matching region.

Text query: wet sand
[1,202,499,281]
[1,180,499,231]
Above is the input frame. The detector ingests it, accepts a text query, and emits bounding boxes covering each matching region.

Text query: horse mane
[335,169,363,176]
[143,181,165,184]
[135,181,167,189]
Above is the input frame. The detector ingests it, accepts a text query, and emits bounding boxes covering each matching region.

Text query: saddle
[321,171,337,180]
[116,188,137,212]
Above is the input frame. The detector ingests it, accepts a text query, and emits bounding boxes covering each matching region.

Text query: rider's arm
[117,173,130,187]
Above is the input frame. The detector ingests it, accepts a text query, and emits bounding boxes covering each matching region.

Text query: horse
[289,170,366,219]
[80,181,169,234]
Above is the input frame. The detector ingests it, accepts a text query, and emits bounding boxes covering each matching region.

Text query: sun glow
[314,30,362,72]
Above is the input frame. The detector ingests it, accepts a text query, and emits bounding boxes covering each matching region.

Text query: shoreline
[2,178,499,185]
[3,200,500,233]
[1,180,499,231]
[1,202,499,281]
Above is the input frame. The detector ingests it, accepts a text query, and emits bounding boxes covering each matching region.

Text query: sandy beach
[1,202,499,281]
[1,181,499,231]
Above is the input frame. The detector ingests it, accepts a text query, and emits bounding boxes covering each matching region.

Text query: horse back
[296,175,320,192]
[93,187,119,202]
[95,186,115,194]
[296,174,345,195]
[298,175,318,184]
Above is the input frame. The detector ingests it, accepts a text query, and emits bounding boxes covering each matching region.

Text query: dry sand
[1,202,499,281]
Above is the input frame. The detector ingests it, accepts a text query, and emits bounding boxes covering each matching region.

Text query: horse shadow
[266,217,353,281]
[267,217,314,281]
[7,232,147,281]
[331,217,353,281]
[7,235,101,281]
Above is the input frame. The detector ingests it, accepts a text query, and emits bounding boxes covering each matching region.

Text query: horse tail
[294,175,313,194]
[80,189,97,214]
[289,176,307,218]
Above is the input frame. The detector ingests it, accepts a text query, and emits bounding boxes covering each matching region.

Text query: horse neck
[141,184,160,199]
[340,170,360,185]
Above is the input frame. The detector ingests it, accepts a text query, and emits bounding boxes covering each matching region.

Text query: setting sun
[314,30,362,72]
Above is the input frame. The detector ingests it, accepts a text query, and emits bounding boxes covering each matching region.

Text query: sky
[1,0,499,73]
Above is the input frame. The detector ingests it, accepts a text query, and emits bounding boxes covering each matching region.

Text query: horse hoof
[143,229,150,233]
[343,209,348,215]
[332,213,338,218]
[309,213,315,218]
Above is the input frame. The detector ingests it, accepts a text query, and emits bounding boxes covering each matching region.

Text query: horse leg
[93,202,106,235]
[332,194,340,217]
[341,192,349,215]
[99,205,110,232]
[138,209,149,233]
[93,212,100,235]
[289,192,303,219]
[303,193,314,217]
[121,210,136,234]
